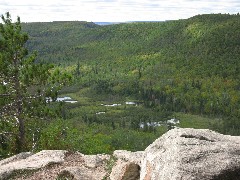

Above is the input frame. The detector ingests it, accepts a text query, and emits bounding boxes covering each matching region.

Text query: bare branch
[0,132,14,136]
[0,94,10,97]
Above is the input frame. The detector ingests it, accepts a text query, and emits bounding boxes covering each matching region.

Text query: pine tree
[0,12,71,153]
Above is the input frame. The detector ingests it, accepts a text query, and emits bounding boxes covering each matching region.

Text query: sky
[1,0,239,22]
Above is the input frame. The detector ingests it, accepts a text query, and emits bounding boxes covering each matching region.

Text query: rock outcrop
[110,150,143,180]
[0,150,110,180]
[112,128,240,180]
[0,150,66,180]
[0,128,240,180]
[142,128,240,179]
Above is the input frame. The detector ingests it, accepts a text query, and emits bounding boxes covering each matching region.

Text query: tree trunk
[14,56,25,153]
[16,117,25,153]
[15,82,25,152]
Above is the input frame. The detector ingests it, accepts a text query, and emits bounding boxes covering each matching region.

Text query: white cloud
[0,0,239,22]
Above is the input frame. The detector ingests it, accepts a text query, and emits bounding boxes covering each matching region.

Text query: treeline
[22,13,240,135]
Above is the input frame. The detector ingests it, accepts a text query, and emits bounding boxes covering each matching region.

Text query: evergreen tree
[0,12,70,153]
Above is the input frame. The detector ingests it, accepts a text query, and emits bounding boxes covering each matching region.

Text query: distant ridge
[94,21,168,26]
[94,22,123,26]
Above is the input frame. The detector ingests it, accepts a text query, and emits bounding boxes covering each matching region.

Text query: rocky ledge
[0,128,240,180]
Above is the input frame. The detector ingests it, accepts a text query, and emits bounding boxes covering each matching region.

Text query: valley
[25,13,240,153]
[1,13,239,158]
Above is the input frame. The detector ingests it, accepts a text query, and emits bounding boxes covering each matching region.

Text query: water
[65,100,78,103]
[125,102,136,105]
[139,122,163,128]
[101,101,138,107]
[96,112,106,115]
[101,103,121,107]
[56,97,72,101]
[139,118,180,128]
[47,96,78,103]
[167,118,180,124]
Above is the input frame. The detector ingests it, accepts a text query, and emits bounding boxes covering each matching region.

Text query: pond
[47,96,78,103]
[96,111,106,115]
[101,103,122,107]
[139,118,180,128]
[100,101,140,107]
[57,97,78,103]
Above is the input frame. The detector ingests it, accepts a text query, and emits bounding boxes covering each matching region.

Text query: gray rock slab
[113,150,144,165]
[140,128,240,180]
[58,166,107,180]
[0,150,66,180]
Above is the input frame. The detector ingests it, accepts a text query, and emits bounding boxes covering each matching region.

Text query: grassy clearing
[61,85,220,131]
[175,112,221,129]
[49,85,224,154]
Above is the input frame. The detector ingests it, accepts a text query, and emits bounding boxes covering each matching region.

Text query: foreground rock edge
[0,128,239,180]
[140,128,240,180]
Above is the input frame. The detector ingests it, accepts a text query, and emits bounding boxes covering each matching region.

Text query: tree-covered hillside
[21,14,240,135]
[22,14,240,71]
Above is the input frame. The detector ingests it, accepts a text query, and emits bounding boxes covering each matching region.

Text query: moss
[102,155,117,180]
[6,169,39,180]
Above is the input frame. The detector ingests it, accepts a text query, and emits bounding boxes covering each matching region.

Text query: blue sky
[1,0,239,22]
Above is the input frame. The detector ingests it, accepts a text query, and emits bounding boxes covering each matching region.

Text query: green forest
[1,13,240,158]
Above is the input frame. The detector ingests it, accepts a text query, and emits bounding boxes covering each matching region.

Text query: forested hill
[22,14,240,77]
[22,14,240,134]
